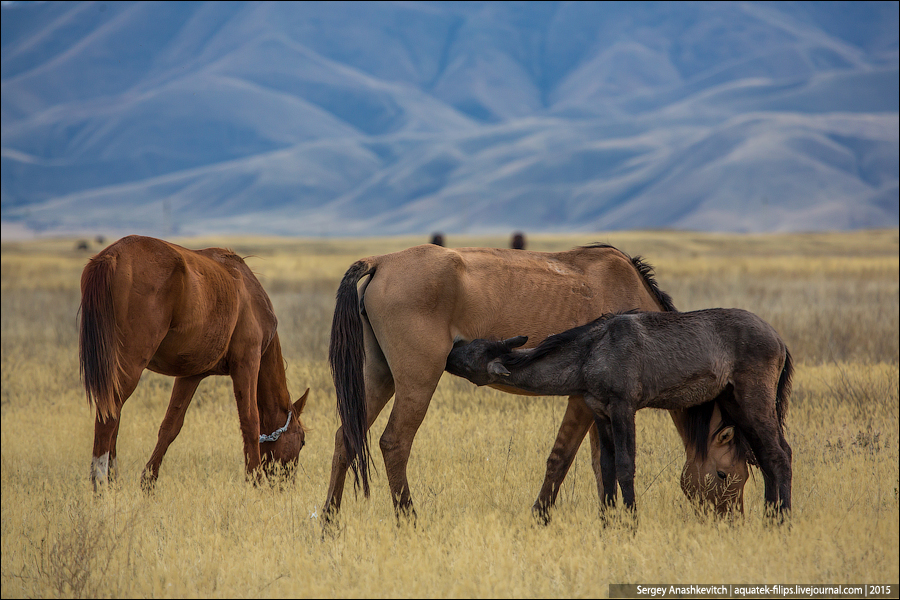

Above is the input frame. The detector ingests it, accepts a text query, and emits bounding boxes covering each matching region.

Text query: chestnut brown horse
[326,243,751,523]
[79,235,308,491]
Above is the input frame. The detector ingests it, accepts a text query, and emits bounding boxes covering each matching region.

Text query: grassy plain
[1,229,898,598]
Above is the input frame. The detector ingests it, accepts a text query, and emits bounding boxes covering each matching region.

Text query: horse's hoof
[531,506,552,527]
[140,471,157,494]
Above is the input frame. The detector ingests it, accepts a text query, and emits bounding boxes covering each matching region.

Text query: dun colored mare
[326,243,750,523]
[79,236,308,491]
[446,308,793,517]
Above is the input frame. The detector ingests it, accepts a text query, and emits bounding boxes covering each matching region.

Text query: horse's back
[606,309,786,406]
[362,244,665,349]
[93,236,272,377]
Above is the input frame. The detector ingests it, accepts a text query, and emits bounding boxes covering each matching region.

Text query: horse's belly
[149,330,229,376]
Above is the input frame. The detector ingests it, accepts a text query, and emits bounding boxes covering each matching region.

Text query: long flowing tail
[328,259,377,497]
[79,253,120,422]
[776,347,793,429]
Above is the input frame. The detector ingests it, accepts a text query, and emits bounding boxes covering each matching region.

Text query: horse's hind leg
[105,418,121,484]
[377,340,448,523]
[92,416,119,492]
[324,373,394,518]
[323,325,395,523]
[532,395,594,523]
[593,414,619,510]
[91,368,142,493]
[141,374,204,491]
[594,396,638,512]
[379,375,442,523]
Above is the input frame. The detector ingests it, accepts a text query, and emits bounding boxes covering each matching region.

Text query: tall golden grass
[2,229,897,598]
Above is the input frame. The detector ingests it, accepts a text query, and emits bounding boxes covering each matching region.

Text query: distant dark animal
[511,232,526,250]
[446,308,793,517]
[76,240,90,251]
[79,235,308,491]
[430,233,445,247]
[325,243,750,524]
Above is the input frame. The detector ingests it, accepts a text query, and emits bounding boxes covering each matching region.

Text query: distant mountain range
[2,0,898,239]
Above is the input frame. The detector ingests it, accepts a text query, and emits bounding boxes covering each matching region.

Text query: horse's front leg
[230,358,263,480]
[141,374,204,491]
[532,395,594,524]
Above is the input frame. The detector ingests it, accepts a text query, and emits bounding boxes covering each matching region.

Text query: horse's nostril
[717,471,726,480]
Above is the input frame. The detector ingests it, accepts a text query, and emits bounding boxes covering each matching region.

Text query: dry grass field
[2,229,898,598]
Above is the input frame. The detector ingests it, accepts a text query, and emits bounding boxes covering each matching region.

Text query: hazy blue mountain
[2,0,897,238]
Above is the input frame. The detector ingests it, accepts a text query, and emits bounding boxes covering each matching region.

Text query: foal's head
[446,336,529,385]
[680,401,752,516]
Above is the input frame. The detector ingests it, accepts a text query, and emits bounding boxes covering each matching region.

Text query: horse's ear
[488,361,510,377]
[715,426,735,446]
[504,335,528,350]
[294,388,310,415]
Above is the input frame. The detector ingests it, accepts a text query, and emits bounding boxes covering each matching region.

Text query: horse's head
[260,388,309,474]
[446,336,528,386]
[680,403,750,516]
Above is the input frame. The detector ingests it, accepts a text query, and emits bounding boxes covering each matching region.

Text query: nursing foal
[446,308,793,517]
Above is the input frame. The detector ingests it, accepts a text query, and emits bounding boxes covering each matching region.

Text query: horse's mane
[683,397,757,467]
[502,311,628,369]
[582,243,677,313]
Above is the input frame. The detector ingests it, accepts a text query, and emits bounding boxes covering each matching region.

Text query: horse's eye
[717,471,726,480]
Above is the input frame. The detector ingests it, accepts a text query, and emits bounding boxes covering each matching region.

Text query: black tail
[776,348,793,429]
[328,259,376,497]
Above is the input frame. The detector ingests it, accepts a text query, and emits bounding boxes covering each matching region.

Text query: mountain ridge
[2,1,897,238]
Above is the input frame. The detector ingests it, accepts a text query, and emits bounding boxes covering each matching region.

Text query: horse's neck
[668,409,695,456]
[257,333,291,427]
[505,347,585,396]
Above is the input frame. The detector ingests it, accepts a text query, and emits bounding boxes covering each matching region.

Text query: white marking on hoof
[91,453,109,492]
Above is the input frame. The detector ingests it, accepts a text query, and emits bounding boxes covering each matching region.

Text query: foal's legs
[593,414,619,509]
[140,374,205,490]
[591,396,638,511]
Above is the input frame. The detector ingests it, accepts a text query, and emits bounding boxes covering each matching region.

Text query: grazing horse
[326,243,750,523]
[446,308,793,517]
[79,235,308,491]
[679,400,753,514]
